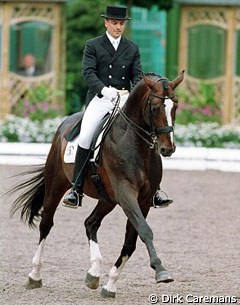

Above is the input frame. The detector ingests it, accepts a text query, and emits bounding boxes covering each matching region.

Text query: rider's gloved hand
[101,87,118,101]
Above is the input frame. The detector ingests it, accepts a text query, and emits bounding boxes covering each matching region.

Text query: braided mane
[131,72,163,90]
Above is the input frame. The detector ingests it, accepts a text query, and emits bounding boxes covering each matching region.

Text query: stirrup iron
[62,189,83,208]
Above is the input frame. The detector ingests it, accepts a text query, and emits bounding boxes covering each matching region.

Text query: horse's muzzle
[159,143,176,157]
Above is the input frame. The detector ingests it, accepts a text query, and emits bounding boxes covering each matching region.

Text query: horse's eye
[152,104,160,112]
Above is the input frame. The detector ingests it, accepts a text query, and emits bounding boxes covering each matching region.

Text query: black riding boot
[63,146,90,208]
[153,189,173,208]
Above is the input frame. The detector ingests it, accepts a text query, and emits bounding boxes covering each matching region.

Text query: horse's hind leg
[27,169,70,289]
[84,199,116,290]
[101,219,138,298]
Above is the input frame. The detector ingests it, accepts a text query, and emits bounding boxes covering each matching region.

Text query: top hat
[101,5,131,20]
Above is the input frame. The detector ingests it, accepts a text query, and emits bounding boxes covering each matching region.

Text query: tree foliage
[66,0,109,113]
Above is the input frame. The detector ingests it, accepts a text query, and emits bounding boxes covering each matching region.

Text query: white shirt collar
[26,66,35,76]
[106,32,121,49]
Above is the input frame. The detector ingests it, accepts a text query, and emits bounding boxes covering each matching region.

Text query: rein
[118,107,158,149]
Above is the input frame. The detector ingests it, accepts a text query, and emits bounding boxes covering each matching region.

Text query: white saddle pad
[64,130,104,163]
[64,135,80,163]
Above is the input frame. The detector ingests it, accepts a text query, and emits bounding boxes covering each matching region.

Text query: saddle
[64,112,113,161]
[64,112,116,203]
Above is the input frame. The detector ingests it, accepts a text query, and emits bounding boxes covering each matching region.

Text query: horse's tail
[9,165,45,229]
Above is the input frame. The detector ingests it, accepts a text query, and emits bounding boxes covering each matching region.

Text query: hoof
[101,287,116,298]
[25,277,43,289]
[156,270,174,283]
[85,272,100,290]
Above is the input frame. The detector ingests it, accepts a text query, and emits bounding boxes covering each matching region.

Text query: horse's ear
[143,75,156,90]
[169,70,185,89]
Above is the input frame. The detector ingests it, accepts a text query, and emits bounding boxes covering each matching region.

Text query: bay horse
[10,71,184,298]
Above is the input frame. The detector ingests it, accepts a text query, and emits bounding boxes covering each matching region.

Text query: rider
[63,5,173,209]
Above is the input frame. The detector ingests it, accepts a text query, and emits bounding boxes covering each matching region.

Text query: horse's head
[142,70,185,157]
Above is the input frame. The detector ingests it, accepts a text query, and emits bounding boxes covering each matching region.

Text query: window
[188,25,226,79]
[9,21,52,76]
[236,30,240,76]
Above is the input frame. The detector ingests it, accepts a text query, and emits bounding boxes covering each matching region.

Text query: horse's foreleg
[128,209,173,283]
[119,190,173,284]
[101,220,138,298]
[101,256,129,298]
[84,200,116,290]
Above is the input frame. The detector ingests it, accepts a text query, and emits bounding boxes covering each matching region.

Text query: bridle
[147,77,176,135]
[118,77,176,149]
[147,94,174,135]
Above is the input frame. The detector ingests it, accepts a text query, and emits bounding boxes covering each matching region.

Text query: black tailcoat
[82,33,142,103]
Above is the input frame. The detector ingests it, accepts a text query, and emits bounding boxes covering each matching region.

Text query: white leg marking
[103,256,129,293]
[164,98,174,142]
[29,239,45,281]
[88,240,103,277]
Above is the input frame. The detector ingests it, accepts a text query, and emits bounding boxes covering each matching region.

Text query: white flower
[1,115,240,148]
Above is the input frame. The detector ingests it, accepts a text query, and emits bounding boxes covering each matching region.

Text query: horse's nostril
[160,147,173,157]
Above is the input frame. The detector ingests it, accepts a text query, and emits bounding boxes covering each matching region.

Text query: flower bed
[0,115,240,148]
[0,115,64,143]
[175,122,240,149]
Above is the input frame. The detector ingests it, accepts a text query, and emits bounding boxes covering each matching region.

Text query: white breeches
[78,93,129,149]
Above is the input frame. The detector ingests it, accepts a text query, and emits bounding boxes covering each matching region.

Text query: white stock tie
[112,40,118,50]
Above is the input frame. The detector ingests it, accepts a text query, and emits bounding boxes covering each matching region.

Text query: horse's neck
[123,87,146,122]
